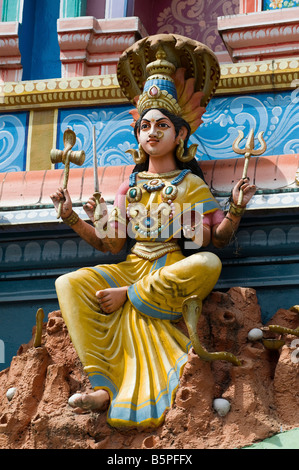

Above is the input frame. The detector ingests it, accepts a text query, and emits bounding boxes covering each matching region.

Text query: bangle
[62,210,79,226]
[229,202,246,217]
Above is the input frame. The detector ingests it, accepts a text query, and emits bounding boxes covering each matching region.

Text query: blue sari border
[128,283,182,320]
[87,349,191,426]
[89,267,121,288]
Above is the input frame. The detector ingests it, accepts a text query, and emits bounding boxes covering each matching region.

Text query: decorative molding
[218,57,299,93]
[0,74,124,110]
[0,20,22,82]
[57,16,148,77]
[0,56,299,111]
[218,8,299,62]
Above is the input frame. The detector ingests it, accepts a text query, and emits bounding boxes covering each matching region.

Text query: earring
[176,139,198,163]
[176,138,184,160]
[125,144,148,164]
[138,144,148,164]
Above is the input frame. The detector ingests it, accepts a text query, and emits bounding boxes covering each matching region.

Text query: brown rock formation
[0,287,298,449]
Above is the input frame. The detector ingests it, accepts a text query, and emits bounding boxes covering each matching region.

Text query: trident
[232,128,267,206]
[50,129,85,219]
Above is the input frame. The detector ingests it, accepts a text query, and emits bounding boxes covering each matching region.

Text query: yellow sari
[55,170,222,428]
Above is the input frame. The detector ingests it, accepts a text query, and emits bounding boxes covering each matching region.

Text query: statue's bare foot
[68,389,110,411]
[96,286,128,313]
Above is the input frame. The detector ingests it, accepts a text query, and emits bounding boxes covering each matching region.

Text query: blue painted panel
[57,90,299,168]
[0,112,29,172]
[195,90,299,160]
[57,104,137,168]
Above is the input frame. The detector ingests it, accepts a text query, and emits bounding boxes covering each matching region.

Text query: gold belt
[131,241,181,261]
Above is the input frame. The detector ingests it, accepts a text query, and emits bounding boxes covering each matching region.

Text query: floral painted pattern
[155,0,239,53]
[263,0,299,9]
[0,112,28,173]
[55,89,299,169]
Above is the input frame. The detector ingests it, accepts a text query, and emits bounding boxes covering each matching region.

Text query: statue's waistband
[131,241,181,261]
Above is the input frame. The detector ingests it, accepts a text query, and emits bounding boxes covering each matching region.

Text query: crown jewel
[137,46,181,116]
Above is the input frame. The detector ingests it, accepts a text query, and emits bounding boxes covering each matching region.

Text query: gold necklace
[138,169,181,179]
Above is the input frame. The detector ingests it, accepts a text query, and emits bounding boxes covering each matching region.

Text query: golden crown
[136,47,181,116]
[117,34,220,134]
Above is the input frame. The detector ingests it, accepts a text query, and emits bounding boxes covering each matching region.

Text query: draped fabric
[55,172,222,428]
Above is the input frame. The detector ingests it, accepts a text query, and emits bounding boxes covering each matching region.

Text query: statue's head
[117,34,220,135]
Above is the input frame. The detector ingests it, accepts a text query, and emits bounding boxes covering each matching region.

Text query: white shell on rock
[6,387,17,401]
[68,393,82,408]
[248,328,263,342]
[213,398,231,417]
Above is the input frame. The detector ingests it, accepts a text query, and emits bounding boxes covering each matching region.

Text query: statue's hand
[232,178,256,207]
[83,196,96,223]
[83,195,107,224]
[50,187,72,219]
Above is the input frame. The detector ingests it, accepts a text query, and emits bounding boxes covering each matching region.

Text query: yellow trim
[51,108,58,170]
[27,109,58,171]
[218,58,299,95]
[25,110,34,171]
[0,57,298,112]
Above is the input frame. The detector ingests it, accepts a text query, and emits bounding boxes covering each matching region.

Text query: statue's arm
[50,184,128,253]
[212,178,256,248]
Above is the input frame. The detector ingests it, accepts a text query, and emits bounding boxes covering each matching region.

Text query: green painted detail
[129,188,137,198]
[2,0,21,22]
[61,0,87,18]
[244,428,299,449]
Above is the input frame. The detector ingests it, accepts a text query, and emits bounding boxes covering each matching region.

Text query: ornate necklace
[126,169,191,238]
[126,169,191,202]
[138,169,181,179]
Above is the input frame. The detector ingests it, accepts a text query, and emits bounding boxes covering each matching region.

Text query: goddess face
[137,109,184,159]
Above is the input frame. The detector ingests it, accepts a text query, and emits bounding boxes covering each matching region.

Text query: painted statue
[50,34,256,429]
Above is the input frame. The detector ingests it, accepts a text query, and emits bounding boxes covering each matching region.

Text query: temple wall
[1,0,299,372]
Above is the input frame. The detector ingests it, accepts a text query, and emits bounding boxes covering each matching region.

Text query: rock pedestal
[0,287,298,449]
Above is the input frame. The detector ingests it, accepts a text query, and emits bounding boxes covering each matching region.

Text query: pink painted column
[57,16,147,77]
[58,17,95,78]
[0,21,22,82]
[240,0,262,13]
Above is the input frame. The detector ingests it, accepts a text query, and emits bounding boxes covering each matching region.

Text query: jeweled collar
[138,169,181,179]
[129,169,191,187]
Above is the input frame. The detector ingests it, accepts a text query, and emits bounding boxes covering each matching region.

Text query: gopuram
[0,0,299,450]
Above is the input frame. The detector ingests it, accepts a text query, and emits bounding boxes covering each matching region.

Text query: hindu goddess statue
[50,34,256,428]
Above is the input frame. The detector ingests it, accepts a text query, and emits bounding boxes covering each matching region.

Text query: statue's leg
[55,266,124,369]
[128,251,241,365]
[128,251,222,321]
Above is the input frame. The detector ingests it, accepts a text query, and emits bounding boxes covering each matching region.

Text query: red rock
[0,287,298,449]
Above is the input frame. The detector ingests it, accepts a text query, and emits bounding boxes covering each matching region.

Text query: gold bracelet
[229,202,246,217]
[62,210,79,226]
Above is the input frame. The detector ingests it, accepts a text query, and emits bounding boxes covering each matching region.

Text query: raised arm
[212,178,256,248]
[50,182,129,254]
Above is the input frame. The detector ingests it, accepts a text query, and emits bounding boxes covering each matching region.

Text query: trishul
[232,128,267,205]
